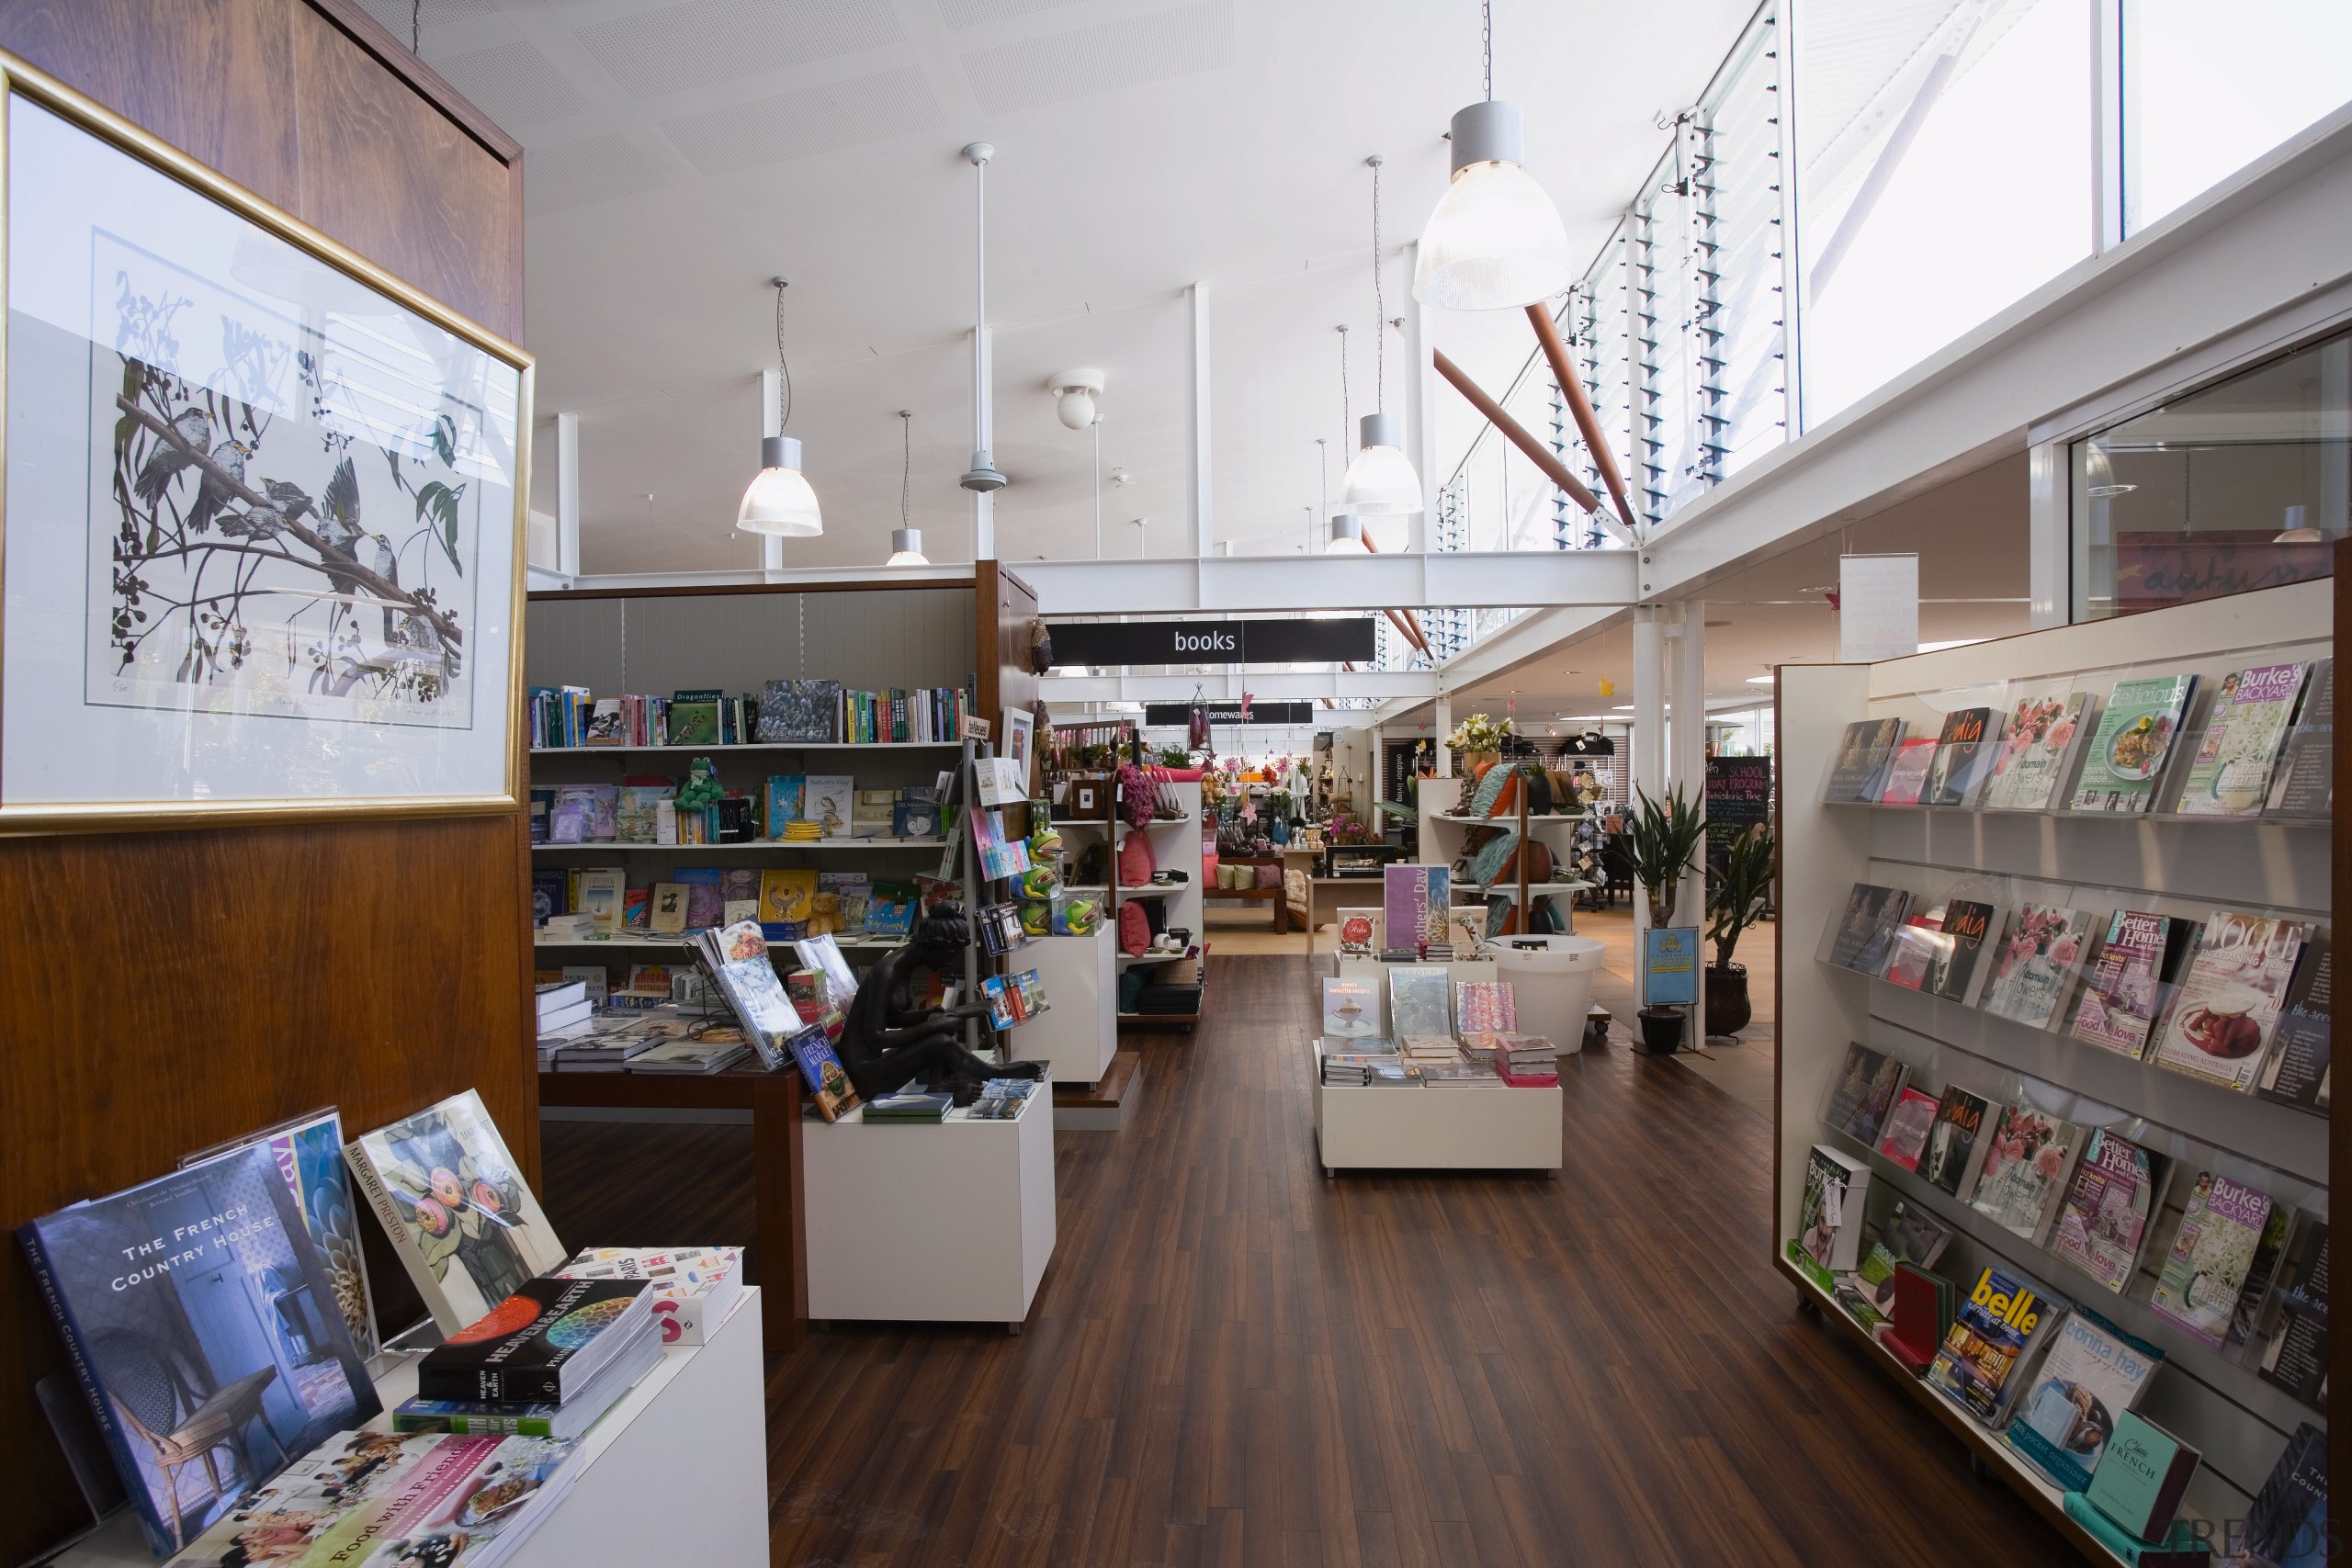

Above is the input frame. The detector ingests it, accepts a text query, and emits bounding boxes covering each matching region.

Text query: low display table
[1310,1043,1562,1176]
[801,1073,1056,1331]
[56,1291,770,1567]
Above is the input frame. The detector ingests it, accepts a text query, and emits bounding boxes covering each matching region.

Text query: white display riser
[1332,954,1501,1040]
[1013,925,1117,1087]
[802,1079,1057,1329]
[1310,1050,1562,1175]
[56,1290,769,1568]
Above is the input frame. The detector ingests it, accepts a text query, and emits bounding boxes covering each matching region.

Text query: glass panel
[1793,0,2092,427]
[1567,228,1636,539]
[1634,140,1709,523]
[1699,7,1792,478]
[2073,329,2352,621]
[2121,0,2352,235]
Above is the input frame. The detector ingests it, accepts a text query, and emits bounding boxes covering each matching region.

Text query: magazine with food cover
[1983,686,2093,811]
[2005,1308,2164,1493]
[2148,911,2309,1093]
[1980,904,2095,1030]
[2177,661,2307,818]
[2050,1128,2167,1293]
[347,1089,569,1336]
[2070,672,2199,813]
[2150,1171,2275,1348]
[1968,1101,2084,1242]
[2068,908,2191,1060]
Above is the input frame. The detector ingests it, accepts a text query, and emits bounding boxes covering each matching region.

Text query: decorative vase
[1637,1006,1686,1055]
[1705,964,1752,1037]
[1270,817,1290,846]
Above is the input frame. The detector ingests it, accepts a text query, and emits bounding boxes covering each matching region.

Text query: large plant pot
[1706,964,1752,1037]
[1637,1007,1686,1055]
[1460,750,1500,775]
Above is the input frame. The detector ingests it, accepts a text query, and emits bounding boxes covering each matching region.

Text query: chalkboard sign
[1705,756,1772,847]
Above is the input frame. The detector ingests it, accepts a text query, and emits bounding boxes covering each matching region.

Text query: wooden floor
[548,954,2081,1568]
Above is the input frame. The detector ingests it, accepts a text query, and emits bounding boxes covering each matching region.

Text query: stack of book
[553,1246,744,1345]
[967,1078,1039,1120]
[393,1275,663,1441]
[627,1034,752,1074]
[1398,1034,1461,1066]
[1319,1044,1399,1086]
[1491,1033,1561,1086]
[536,978,594,1066]
[865,1089,954,1122]
[1421,1059,1504,1089]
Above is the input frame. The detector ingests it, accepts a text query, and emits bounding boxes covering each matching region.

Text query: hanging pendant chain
[1337,325,1351,449]
[775,281,794,432]
[1482,0,1492,100]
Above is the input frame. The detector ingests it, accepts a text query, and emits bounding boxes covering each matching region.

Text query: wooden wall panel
[526,587,977,698]
[0,4,528,1558]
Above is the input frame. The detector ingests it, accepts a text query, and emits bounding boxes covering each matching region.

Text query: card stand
[1817,870,2331,1138]
[1803,1024,2327,1520]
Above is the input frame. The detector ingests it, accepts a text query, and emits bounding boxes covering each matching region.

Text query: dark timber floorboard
[549,954,2082,1566]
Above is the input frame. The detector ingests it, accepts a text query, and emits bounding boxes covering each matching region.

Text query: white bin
[1490,933,1607,1053]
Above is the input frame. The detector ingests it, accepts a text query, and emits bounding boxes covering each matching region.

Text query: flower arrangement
[1445,713,1513,754]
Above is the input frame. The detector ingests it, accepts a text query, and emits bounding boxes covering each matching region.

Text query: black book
[416,1277,652,1404]
[1925,899,1997,1003]
[2259,1223,2328,1408]
[1826,717,1905,802]
[1924,707,1996,807]
[1923,1087,1989,1198]
[1828,883,1912,975]
[2257,937,2332,1111]
[2266,658,2334,818]
[2236,1423,2327,1567]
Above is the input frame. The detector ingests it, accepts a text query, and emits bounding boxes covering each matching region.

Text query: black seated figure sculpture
[835,904,1044,1103]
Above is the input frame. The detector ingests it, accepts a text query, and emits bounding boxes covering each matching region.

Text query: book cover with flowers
[347,1090,569,1335]
[1982,904,2094,1030]
[1968,1101,2084,1242]
[1984,687,2091,810]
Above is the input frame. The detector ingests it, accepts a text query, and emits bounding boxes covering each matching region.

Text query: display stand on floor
[1775,575,2335,1564]
[1310,1042,1563,1175]
[1063,777,1205,1032]
[57,1292,772,1568]
[1416,774,1588,935]
[801,1075,1057,1331]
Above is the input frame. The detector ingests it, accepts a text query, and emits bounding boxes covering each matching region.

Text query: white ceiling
[364,0,1760,572]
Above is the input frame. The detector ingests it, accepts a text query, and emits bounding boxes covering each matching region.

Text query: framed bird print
[0,55,529,829]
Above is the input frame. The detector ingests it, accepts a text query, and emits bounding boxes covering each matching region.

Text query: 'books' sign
[1048,617,1375,667]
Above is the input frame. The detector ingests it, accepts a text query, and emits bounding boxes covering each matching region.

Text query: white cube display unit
[1311,1043,1562,1175]
[57,1291,771,1568]
[802,1076,1057,1329]
[1016,924,1117,1086]
[1775,578,2333,1560]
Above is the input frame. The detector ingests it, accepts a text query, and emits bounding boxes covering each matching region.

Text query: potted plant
[1704,823,1775,1038]
[1626,787,1708,1054]
[1444,713,1512,774]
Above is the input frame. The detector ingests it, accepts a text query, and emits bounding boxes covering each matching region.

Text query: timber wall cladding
[0,3,531,1558]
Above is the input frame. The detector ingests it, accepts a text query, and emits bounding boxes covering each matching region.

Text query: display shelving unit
[1059,778,1205,1031]
[1416,775,1588,934]
[1774,575,2338,1563]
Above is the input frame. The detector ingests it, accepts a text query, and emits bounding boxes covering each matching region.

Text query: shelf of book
[1775,576,2335,1563]
[533,839,947,853]
[532,740,964,754]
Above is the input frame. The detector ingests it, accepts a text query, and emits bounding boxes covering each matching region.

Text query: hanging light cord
[1337,324,1351,449]
[774,279,795,433]
[1482,0,1492,100]
[1370,156,1385,416]
[412,0,422,51]
[899,411,912,526]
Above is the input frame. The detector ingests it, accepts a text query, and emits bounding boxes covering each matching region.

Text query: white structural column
[1403,242,1437,554]
[1670,600,1708,1030]
[973,327,996,561]
[1432,691,1453,778]
[1630,605,1666,976]
[2027,442,2065,627]
[757,369,784,573]
[555,412,581,576]
[1190,283,1213,572]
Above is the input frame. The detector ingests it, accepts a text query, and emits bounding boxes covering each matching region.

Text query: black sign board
[1049,618,1375,667]
[1705,755,1773,847]
[1142,701,1317,728]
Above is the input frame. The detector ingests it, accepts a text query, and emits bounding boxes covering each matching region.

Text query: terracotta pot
[1705,964,1752,1037]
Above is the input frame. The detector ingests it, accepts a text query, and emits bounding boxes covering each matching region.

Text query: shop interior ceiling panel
[961,0,1237,114]
[656,67,946,175]
[571,0,908,97]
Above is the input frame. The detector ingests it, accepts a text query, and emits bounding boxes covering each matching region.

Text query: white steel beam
[1020,549,1636,615]
[1041,669,1439,703]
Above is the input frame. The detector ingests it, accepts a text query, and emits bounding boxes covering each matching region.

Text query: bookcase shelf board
[532,840,947,853]
[532,741,967,754]
[1774,572,2339,1563]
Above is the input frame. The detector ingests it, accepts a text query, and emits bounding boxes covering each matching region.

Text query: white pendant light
[1327,513,1369,554]
[1342,155,1425,517]
[739,277,821,537]
[1413,6,1575,311]
[886,410,929,566]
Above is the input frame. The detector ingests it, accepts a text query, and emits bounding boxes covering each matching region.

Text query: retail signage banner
[1705,756,1772,848]
[1643,927,1700,1007]
[1839,553,1918,663]
[1142,701,1317,727]
[1049,618,1375,667]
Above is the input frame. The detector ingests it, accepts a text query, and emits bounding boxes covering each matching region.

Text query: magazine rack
[1773,576,2336,1563]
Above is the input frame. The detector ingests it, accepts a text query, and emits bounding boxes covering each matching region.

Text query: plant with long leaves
[1706,824,1776,971]
[1626,787,1707,927]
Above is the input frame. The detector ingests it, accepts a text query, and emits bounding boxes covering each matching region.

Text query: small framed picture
[1001,707,1035,784]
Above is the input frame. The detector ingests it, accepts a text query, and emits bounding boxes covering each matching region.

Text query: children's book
[2070,672,2199,813]
[346,1089,569,1336]
[1928,1265,2059,1422]
[2256,937,2332,1111]
[1923,1086,1992,1198]
[674,866,725,931]
[1875,737,1940,806]
[759,868,820,931]
[2051,1128,2166,1293]
[2177,661,2307,818]
[1981,903,2095,1030]
[1825,716,1904,802]
[1321,976,1381,1040]
[804,774,854,839]
[19,1144,384,1553]
[576,865,627,937]
[668,688,721,745]
[2006,1308,2164,1492]
[1876,1087,1942,1170]
[2069,908,2195,1059]
[650,881,689,937]
[763,774,806,837]
[866,880,917,939]
[1924,705,1999,807]
[1968,1101,2084,1242]
[2265,658,2334,819]
[1983,685,2093,811]
[2148,910,2309,1093]
[2150,1170,2274,1348]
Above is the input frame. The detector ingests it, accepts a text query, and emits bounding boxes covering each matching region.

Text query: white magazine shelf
[1775,578,2335,1568]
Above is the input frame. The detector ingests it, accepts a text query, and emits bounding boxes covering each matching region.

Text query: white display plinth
[54,1290,769,1568]
[802,1076,1057,1328]
[1017,926,1116,1085]
[1311,1046,1562,1174]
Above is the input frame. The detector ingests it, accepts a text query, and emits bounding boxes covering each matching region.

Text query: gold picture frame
[0,52,532,832]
